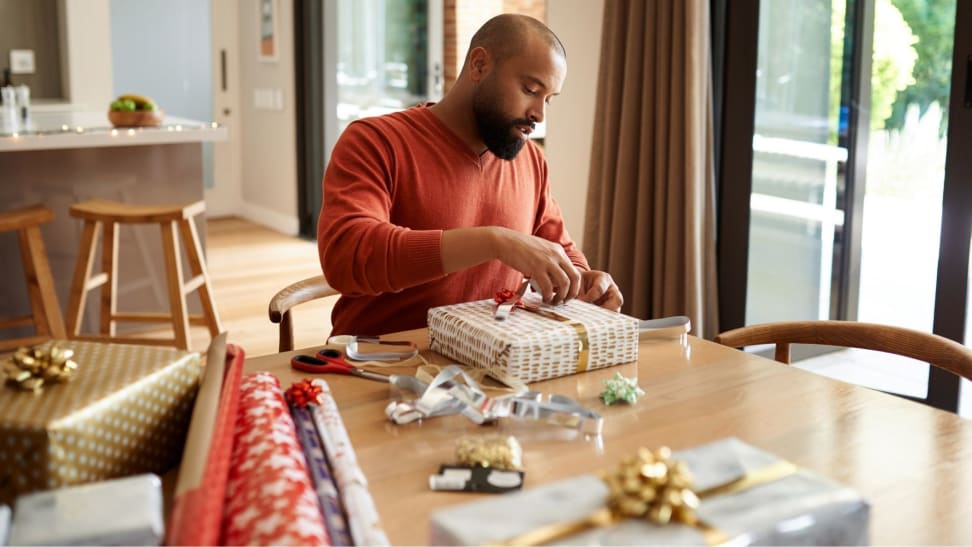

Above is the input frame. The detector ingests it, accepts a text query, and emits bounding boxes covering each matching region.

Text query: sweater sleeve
[533,164,591,272]
[317,121,446,296]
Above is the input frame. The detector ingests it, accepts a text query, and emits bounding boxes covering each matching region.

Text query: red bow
[494,288,517,304]
[285,379,322,408]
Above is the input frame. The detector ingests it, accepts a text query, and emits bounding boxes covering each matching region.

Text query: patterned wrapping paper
[428,298,640,383]
[290,405,353,546]
[166,337,245,546]
[223,372,329,546]
[429,438,870,546]
[0,340,201,505]
[310,379,390,547]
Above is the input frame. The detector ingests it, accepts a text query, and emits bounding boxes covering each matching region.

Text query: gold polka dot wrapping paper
[0,340,202,504]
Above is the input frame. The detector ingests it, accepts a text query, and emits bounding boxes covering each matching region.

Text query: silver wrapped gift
[9,473,163,546]
[429,438,870,545]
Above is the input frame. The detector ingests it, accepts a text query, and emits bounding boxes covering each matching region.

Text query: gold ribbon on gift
[497,446,798,546]
[526,308,591,373]
[496,282,591,373]
[3,344,78,392]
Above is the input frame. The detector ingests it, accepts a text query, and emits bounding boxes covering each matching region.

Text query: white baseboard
[239,201,300,235]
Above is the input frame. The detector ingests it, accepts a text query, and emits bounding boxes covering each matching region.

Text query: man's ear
[468,47,491,82]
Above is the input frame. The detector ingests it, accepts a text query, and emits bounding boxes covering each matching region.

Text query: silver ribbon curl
[384,365,603,435]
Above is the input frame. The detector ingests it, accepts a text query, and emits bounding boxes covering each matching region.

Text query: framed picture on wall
[258,0,277,62]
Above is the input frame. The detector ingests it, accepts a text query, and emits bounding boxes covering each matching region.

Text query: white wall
[58,0,113,109]
[237,0,299,235]
[545,0,604,251]
[110,0,214,188]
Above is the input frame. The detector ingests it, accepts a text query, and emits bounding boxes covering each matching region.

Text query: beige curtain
[583,0,719,339]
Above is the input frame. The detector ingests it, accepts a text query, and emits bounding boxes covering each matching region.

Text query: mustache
[511,119,535,130]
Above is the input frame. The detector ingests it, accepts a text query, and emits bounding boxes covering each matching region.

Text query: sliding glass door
[719,0,972,411]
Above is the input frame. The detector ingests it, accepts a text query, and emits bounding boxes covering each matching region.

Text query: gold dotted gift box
[428,299,639,383]
[0,340,202,504]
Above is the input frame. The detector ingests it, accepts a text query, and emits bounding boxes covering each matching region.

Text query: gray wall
[109,0,213,187]
[109,0,212,121]
[0,0,63,98]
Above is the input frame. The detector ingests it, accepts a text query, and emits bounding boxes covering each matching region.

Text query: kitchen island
[0,110,227,336]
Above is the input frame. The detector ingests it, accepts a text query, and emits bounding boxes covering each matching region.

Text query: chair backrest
[268,275,339,352]
[714,320,972,381]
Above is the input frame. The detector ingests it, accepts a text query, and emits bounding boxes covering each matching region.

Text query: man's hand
[493,229,581,304]
[440,226,581,304]
[578,270,623,312]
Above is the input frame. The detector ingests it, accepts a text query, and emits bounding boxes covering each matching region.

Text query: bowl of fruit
[107,94,164,127]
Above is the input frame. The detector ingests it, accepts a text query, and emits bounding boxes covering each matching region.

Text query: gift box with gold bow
[429,438,870,545]
[0,340,202,504]
[427,296,639,383]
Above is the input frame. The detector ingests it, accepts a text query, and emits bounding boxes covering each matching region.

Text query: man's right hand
[491,228,581,304]
[440,226,581,304]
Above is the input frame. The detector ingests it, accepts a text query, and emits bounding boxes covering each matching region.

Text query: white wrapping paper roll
[310,379,390,546]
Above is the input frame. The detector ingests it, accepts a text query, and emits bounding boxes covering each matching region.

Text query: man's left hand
[577,270,623,312]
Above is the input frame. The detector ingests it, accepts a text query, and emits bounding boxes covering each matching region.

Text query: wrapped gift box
[429,438,870,545]
[0,340,202,504]
[9,473,163,546]
[428,298,639,383]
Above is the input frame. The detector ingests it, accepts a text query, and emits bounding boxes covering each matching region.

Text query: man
[318,13,622,336]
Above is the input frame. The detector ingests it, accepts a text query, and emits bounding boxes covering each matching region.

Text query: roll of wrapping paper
[310,379,390,546]
[290,404,353,546]
[223,373,330,546]
[167,334,245,546]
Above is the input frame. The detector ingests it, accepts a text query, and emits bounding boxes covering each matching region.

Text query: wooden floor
[177,217,336,357]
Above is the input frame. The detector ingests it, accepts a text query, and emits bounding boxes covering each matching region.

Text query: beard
[472,83,533,160]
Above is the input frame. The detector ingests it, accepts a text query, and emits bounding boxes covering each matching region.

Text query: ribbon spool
[384,365,602,434]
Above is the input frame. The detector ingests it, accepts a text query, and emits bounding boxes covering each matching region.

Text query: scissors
[290,348,390,383]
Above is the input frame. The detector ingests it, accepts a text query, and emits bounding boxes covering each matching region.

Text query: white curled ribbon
[384,365,603,435]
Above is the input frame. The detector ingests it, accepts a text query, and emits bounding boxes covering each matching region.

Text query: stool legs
[0,222,66,352]
[160,220,191,350]
[66,209,222,351]
[19,224,66,341]
[66,220,101,338]
[100,220,118,338]
[179,217,223,336]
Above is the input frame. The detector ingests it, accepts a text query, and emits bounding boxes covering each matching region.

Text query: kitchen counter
[0,110,226,152]
[0,111,226,338]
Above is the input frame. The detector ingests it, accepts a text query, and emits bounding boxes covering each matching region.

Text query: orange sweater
[317,105,589,335]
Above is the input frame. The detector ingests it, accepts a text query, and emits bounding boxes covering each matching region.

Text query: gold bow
[3,344,78,392]
[499,446,797,545]
[455,434,522,471]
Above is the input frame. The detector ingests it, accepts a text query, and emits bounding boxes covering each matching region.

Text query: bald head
[465,14,566,69]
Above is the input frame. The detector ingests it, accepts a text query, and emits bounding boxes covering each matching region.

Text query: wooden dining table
[238,329,972,545]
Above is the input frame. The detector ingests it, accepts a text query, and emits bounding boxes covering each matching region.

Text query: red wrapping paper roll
[223,372,329,546]
[167,335,245,546]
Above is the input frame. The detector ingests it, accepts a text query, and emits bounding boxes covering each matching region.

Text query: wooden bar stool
[0,204,66,351]
[66,199,223,350]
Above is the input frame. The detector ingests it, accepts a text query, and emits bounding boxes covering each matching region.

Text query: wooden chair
[66,199,223,350]
[268,275,339,352]
[714,320,972,381]
[0,204,66,351]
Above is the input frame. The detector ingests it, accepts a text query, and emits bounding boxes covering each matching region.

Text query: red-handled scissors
[290,348,390,383]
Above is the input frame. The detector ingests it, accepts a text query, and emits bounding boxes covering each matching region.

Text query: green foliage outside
[829,0,955,138]
[886,0,955,135]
